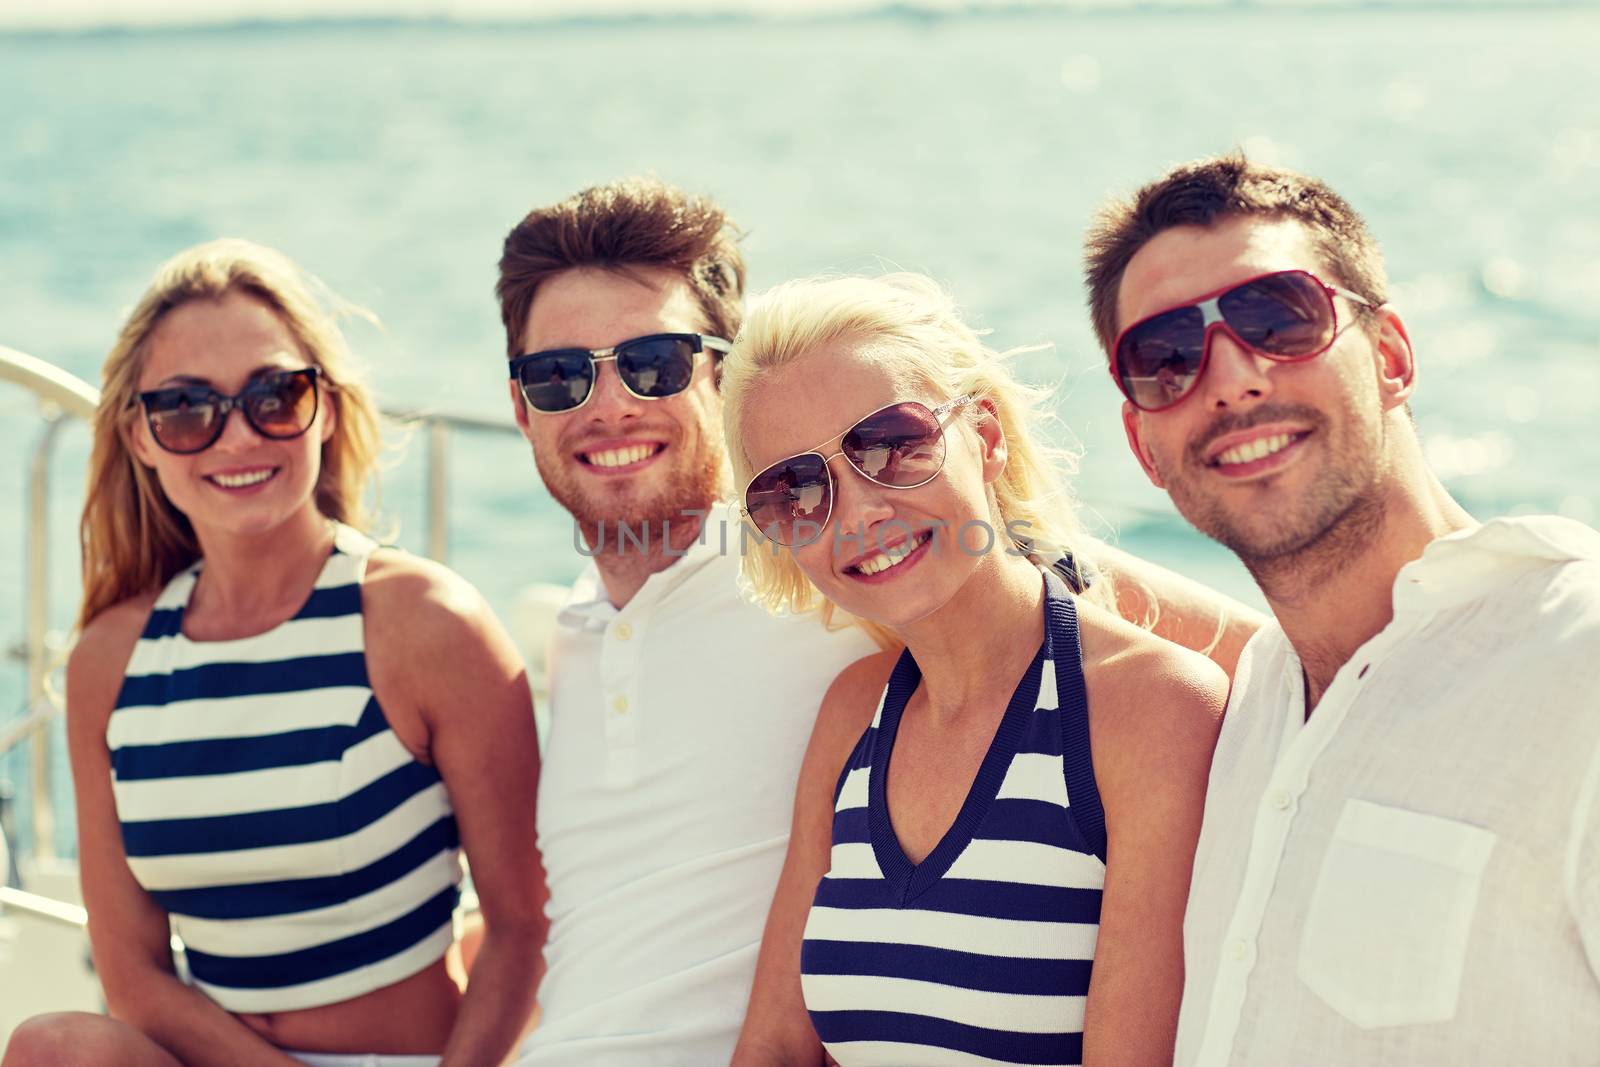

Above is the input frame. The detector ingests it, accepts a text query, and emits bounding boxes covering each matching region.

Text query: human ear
[974,398,1008,484]
[1371,306,1417,411]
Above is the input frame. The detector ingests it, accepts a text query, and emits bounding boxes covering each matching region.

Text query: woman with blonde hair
[2,240,545,1067]
[725,274,1228,1066]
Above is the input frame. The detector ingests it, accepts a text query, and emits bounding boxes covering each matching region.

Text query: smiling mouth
[579,444,664,469]
[206,468,278,489]
[846,530,932,577]
[1210,432,1305,468]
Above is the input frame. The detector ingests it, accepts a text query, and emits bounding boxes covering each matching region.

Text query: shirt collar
[557,504,740,630]
[1392,515,1600,614]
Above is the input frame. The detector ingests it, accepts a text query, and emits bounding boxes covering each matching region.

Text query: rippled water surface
[3,7,1598,850]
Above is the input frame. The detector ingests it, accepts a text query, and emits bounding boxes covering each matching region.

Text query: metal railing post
[25,412,65,862]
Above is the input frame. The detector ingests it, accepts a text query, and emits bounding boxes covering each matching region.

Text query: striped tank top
[107,524,462,1013]
[801,569,1105,1066]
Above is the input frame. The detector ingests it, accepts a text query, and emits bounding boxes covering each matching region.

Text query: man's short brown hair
[1083,153,1388,354]
[496,176,747,364]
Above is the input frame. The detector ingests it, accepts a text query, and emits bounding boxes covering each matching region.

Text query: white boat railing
[0,345,97,868]
[0,343,524,871]
[0,885,87,930]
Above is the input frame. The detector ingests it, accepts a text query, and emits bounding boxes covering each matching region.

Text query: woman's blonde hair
[78,239,381,628]
[721,273,1113,645]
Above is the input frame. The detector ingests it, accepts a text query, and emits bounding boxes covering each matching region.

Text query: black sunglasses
[136,367,322,455]
[509,333,731,414]
[1112,269,1374,412]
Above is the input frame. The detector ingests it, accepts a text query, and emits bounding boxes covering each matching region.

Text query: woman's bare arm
[366,555,547,1067]
[1078,614,1228,1066]
[68,600,307,1067]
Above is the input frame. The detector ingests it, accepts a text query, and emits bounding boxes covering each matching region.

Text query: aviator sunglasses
[1112,268,1375,412]
[509,332,731,414]
[136,367,322,455]
[742,394,978,548]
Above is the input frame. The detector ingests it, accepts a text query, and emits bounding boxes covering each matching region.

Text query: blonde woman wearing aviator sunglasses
[721,274,1229,1067]
[3,241,544,1067]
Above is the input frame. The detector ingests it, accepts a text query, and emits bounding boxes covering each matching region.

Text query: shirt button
[612,695,629,714]
[615,623,632,640]
[1269,788,1292,811]
[1231,939,1251,963]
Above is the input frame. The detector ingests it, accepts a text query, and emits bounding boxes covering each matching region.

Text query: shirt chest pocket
[1296,798,1497,1030]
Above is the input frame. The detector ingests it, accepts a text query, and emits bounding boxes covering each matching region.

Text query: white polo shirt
[517,513,878,1066]
[1177,516,1600,1066]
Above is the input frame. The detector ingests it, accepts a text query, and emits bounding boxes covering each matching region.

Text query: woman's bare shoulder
[805,649,900,774]
[820,650,899,726]
[360,548,505,656]
[361,548,481,613]
[1073,600,1228,781]
[68,591,162,725]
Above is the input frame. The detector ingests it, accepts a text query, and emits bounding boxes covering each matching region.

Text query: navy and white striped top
[107,524,462,1013]
[801,569,1105,1066]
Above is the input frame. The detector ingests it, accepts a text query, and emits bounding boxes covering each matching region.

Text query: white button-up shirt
[1177,516,1600,1067]
[519,513,878,1066]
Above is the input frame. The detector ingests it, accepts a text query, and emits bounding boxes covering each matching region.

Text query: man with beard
[493,179,875,1067]
[495,177,1262,1065]
[1089,154,1600,1065]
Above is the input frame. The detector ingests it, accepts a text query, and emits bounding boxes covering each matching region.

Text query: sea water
[2,5,1598,854]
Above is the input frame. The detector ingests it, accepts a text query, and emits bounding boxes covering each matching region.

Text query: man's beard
[536,437,729,553]
[1159,402,1388,581]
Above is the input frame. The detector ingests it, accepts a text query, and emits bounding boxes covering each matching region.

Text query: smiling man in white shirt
[1087,154,1600,1065]
[492,179,880,1066]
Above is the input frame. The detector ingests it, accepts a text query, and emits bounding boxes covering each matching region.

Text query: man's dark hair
[497,177,747,367]
[1084,153,1388,354]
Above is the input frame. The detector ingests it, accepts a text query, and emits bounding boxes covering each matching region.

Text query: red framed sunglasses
[742,394,977,548]
[1111,269,1375,412]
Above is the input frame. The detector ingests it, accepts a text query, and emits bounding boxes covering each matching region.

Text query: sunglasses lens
[842,402,947,487]
[243,370,318,439]
[746,453,831,546]
[145,387,224,454]
[1116,305,1207,412]
[1116,270,1344,412]
[616,337,697,398]
[1218,271,1335,357]
[518,352,595,412]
